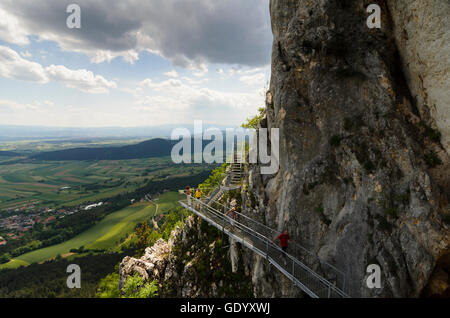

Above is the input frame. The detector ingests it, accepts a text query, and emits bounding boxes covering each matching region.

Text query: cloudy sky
[0,0,272,128]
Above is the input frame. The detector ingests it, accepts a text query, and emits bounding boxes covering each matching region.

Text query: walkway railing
[179,196,349,298]
[206,197,346,291]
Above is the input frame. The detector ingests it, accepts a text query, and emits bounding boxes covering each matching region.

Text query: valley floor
[0,191,183,269]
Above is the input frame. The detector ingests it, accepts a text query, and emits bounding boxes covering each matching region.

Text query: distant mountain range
[31,138,176,160]
[0,124,235,140]
[0,151,19,157]
[30,137,238,161]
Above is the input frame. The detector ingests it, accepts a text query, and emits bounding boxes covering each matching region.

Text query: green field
[0,191,184,269]
[0,259,29,270]
[0,138,148,154]
[0,158,206,210]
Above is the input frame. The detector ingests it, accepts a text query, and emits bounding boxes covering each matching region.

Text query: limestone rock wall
[388,0,450,154]
[239,0,450,298]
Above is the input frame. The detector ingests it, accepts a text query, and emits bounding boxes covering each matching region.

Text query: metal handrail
[182,198,348,298]
[203,193,346,287]
[179,146,348,297]
[179,197,349,298]
[183,189,346,290]
[202,198,345,294]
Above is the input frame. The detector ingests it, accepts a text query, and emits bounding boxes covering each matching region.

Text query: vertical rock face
[242,0,450,297]
[388,0,450,154]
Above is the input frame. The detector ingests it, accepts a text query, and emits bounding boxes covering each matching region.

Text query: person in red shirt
[273,230,292,265]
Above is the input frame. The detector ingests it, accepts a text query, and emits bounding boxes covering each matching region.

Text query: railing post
[292,260,295,277]
[292,260,295,289]
[342,274,346,293]
[181,206,184,237]
[328,284,331,298]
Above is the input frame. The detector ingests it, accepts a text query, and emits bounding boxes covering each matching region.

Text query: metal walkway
[179,195,349,298]
[179,145,349,298]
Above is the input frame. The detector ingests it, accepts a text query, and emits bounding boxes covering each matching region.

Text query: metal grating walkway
[179,196,349,298]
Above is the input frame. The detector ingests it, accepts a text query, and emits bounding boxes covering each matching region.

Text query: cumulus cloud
[20,50,32,58]
[0,45,116,93]
[163,70,179,78]
[0,7,30,45]
[0,0,271,67]
[134,76,264,125]
[46,65,117,94]
[0,46,48,83]
[239,72,267,86]
[0,99,41,111]
[191,63,209,77]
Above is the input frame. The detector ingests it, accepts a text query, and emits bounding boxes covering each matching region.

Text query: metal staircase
[230,149,243,185]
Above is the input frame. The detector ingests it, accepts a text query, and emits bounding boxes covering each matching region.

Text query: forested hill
[30,137,231,161]
[0,151,20,157]
[32,138,177,161]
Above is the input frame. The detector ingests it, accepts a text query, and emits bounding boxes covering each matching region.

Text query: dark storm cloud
[1,0,272,66]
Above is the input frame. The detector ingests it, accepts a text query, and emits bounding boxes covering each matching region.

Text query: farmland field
[0,158,207,211]
[0,191,184,269]
[0,137,148,154]
[0,138,211,272]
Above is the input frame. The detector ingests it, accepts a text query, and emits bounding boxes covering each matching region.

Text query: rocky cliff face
[239,0,450,297]
[119,215,253,297]
[388,0,450,155]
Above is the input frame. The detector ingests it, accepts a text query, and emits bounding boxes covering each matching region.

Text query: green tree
[122,273,158,298]
[135,221,151,254]
[135,280,159,298]
[0,253,11,264]
[96,272,121,298]
[241,107,265,129]
[198,163,227,193]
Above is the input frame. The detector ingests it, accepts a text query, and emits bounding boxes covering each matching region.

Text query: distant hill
[31,138,176,161]
[0,151,20,157]
[0,124,233,140]
[31,138,234,161]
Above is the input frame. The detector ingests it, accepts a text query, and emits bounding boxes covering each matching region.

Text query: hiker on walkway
[186,186,191,206]
[195,188,203,199]
[273,230,292,265]
[225,206,237,229]
[194,188,203,208]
